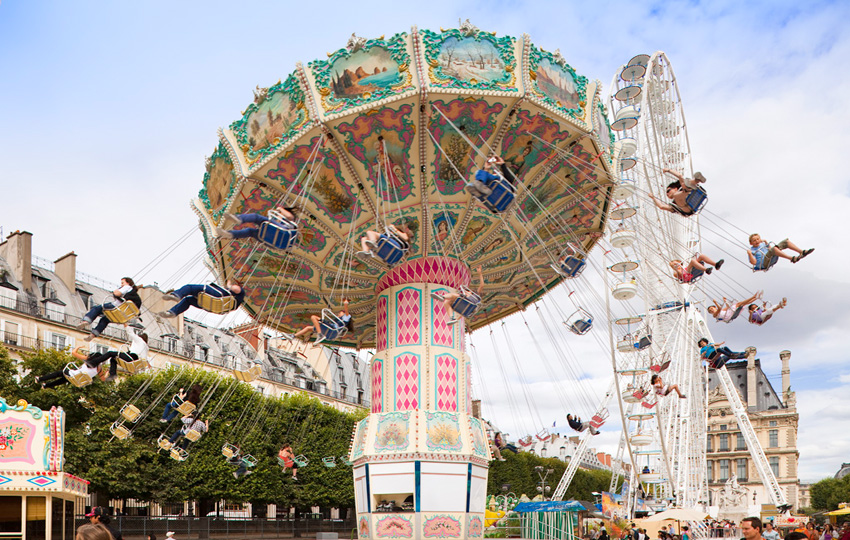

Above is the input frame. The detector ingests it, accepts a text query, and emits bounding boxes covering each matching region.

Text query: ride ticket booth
[0,397,88,540]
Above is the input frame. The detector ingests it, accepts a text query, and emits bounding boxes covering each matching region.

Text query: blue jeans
[84,302,118,335]
[229,214,269,240]
[168,284,228,315]
[161,401,179,422]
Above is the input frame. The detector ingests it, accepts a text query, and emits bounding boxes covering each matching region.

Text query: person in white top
[36,351,100,388]
[86,326,149,381]
[167,414,209,449]
[707,291,762,324]
[78,277,143,339]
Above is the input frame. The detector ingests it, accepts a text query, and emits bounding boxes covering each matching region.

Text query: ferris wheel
[604,52,790,517]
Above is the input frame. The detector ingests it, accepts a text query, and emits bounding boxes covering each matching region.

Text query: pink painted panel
[435,355,459,412]
[376,295,388,352]
[431,288,453,347]
[371,360,383,413]
[396,288,421,346]
[394,354,420,410]
[376,257,470,293]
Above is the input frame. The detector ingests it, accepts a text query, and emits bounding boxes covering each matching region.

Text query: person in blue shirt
[158,280,245,317]
[747,233,813,271]
[466,156,516,197]
[698,338,748,369]
[293,299,353,341]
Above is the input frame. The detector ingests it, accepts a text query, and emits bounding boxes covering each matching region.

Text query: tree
[810,475,850,510]
[487,449,611,501]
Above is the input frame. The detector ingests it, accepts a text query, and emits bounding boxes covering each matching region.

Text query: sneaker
[430,291,444,300]
[160,418,168,423]
[233,472,239,479]
[105,374,117,382]
[162,291,180,302]
[246,470,253,476]
[292,476,298,481]
[679,394,687,399]
[355,250,373,259]
[590,428,600,436]
[83,334,95,342]
[473,180,493,196]
[158,310,177,318]
[216,228,234,239]
[705,267,713,275]
[714,259,724,270]
[77,318,92,330]
[498,457,506,461]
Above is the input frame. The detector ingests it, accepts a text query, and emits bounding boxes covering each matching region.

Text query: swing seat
[170,447,189,462]
[535,428,550,442]
[117,357,148,374]
[339,456,354,466]
[617,338,637,353]
[233,363,263,382]
[632,389,648,400]
[293,455,308,468]
[753,246,780,272]
[472,175,516,214]
[110,421,132,440]
[551,256,587,279]
[517,436,533,447]
[314,309,348,345]
[63,363,94,388]
[641,401,657,409]
[157,435,173,451]
[448,286,481,324]
[589,410,609,429]
[277,456,292,468]
[197,285,238,314]
[184,428,203,442]
[257,218,299,251]
[650,360,671,373]
[569,318,593,335]
[172,395,197,416]
[222,443,239,459]
[636,334,652,351]
[622,390,641,403]
[103,301,140,324]
[241,454,258,468]
[685,186,708,214]
[322,456,337,468]
[364,232,408,267]
[120,404,141,423]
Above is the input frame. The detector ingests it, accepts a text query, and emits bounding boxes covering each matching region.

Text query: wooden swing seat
[103,301,140,324]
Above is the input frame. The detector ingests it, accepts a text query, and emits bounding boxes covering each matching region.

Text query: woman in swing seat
[436,266,484,316]
[467,156,513,198]
[161,384,203,423]
[357,222,412,259]
[292,299,353,341]
[707,291,762,323]
[158,279,245,318]
[78,277,142,341]
[215,206,298,240]
[567,414,600,435]
[748,297,788,325]
[651,374,686,399]
[669,253,723,283]
[278,444,299,480]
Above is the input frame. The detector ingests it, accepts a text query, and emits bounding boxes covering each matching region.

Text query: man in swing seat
[292,299,353,341]
[158,279,245,318]
[85,326,149,382]
[747,233,813,271]
[216,206,298,240]
[567,414,600,435]
[467,156,515,198]
[357,221,412,262]
[433,266,484,319]
[78,277,143,341]
[697,338,748,369]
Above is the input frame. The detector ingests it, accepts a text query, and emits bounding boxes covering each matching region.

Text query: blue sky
[1,1,848,482]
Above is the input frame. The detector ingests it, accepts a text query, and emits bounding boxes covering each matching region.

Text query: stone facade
[0,230,368,412]
[705,350,800,516]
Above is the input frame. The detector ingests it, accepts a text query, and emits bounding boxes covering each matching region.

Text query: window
[720,424,727,431]
[93,344,109,354]
[3,322,19,346]
[541,446,547,457]
[769,430,779,448]
[737,459,748,480]
[736,434,747,451]
[77,289,92,310]
[44,301,65,323]
[559,446,567,458]
[719,433,729,451]
[707,461,714,483]
[719,459,730,481]
[706,435,713,452]
[769,456,780,477]
[769,420,777,427]
[0,286,16,309]
[166,337,177,353]
[49,333,68,350]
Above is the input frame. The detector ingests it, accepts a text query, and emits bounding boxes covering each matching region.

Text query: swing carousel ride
[185,22,789,539]
[193,22,615,539]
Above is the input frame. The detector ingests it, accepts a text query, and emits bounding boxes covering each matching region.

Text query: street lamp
[534,467,555,500]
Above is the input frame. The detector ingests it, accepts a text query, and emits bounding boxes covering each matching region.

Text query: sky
[0,1,848,483]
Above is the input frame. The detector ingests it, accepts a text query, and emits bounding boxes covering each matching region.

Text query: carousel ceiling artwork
[193,22,617,348]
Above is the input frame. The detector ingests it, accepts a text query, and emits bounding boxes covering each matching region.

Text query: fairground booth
[0,397,88,539]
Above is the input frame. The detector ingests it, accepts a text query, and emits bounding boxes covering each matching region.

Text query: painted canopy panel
[197,24,615,348]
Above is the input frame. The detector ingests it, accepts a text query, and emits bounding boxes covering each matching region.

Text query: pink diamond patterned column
[351,257,490,540]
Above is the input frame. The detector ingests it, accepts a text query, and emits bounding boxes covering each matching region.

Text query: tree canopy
[809,474,850,511]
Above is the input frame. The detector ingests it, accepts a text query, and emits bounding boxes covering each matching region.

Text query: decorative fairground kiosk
[0,397,88,539]
[194,22,615,539]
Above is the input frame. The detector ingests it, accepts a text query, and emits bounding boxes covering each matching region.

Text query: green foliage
[810,475,850,510]
[2,345,360,509]
[487,448,611,501]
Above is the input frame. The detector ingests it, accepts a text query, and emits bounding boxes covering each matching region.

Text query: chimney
[780,350,792,404]
[0,231,33,291]
[471,399,482,419]
[54,252,77,293]
[747,347,758,411]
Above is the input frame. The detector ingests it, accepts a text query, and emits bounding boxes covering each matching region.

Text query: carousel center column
[348,257,491,540]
